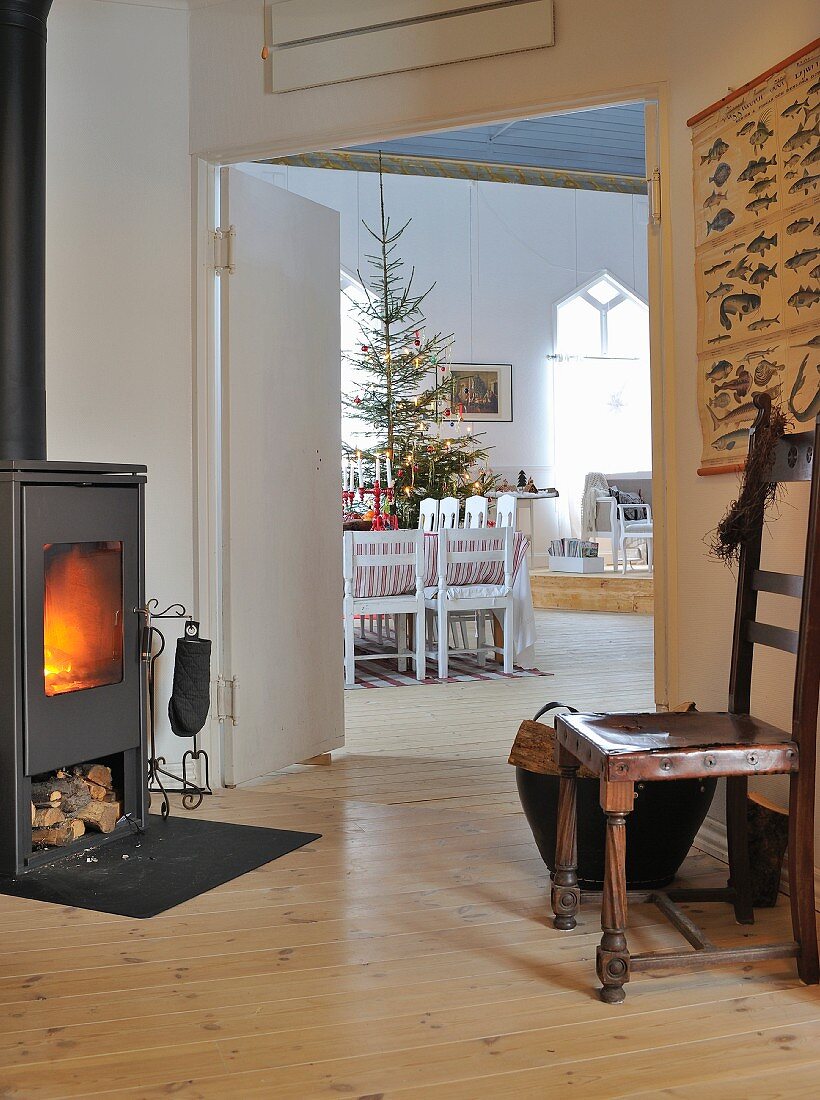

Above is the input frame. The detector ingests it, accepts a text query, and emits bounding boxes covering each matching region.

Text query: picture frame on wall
[448,363,513,422]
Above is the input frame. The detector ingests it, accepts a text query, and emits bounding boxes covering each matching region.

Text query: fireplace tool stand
[139,601,212,819]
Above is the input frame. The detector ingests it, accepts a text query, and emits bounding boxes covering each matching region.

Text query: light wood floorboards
[0,610,817,1097]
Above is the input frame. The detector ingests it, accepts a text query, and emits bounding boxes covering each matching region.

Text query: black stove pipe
[0,0,52,460]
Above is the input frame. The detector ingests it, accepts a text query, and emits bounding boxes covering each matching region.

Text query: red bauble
[414,339,420,347]
[444,408,451,418]
[361,345,369,352]
[427,445,435,454]
[353,396,362,405]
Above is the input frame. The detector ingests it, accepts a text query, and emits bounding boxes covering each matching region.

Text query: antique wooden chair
[551,394,820,1003]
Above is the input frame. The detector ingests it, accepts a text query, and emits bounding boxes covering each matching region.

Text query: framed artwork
[688,38,820,476]
[448,363,513,422]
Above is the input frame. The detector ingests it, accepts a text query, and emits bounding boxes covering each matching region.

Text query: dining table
[486,489,559,566]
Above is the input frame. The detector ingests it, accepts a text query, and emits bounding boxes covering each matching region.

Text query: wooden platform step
[531,569,654,614]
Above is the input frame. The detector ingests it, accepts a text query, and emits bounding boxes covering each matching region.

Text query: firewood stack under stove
[31,764,123,848]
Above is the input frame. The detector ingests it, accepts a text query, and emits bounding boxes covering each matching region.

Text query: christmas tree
[342,160,494,527]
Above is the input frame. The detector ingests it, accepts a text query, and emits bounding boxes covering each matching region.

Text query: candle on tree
[385,452,393,487]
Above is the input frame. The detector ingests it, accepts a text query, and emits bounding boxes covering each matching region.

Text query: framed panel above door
[266,0,555,93]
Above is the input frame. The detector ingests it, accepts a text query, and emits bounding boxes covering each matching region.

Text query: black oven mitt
[168,636,212,738]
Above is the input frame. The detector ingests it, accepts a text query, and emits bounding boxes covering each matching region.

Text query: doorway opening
[273,107,654,671]
[208,96,663,787]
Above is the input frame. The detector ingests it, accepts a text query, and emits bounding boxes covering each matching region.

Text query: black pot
[516,768,717,890]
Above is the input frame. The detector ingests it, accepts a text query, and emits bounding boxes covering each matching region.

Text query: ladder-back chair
[438,497,460,529]
[343,531,426,686]
[464,495,488,528]
[426,526,515,679]
[496,492,517,528]
[418,498,439,533]
[551,394,820,1003]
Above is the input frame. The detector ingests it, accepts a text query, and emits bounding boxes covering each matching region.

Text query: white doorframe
[192,84,677,786]
[644,98,677,710]
[192,156,227,785]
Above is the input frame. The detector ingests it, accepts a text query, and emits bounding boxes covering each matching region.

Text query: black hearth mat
[0,815,320,919]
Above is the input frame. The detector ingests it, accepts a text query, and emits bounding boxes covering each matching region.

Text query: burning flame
[43,542,124,697]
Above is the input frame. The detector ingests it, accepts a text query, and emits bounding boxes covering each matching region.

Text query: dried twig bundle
[709,403,788,565]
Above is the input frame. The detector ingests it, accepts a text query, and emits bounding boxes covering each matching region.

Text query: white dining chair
[594,497,654,572]
[618,501,654,572]
[454,495,490,649]
[438,497,460,529]
[495,493,517,529]
[464,495,488,528]
[425,526,515,679]
[343,531,426,686]
[418,498,439,532]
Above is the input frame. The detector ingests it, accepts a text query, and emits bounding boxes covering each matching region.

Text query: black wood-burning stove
[0,462,148,874]
[0,3,148,874]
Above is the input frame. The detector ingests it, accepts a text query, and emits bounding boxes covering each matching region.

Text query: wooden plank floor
[0,610,817,1098]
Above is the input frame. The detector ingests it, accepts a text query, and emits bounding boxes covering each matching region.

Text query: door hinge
[647,168,661,226]
[216,675,239,724]
[214,225,236,276]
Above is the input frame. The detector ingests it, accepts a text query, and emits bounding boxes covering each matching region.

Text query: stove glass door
[43,541,123,697]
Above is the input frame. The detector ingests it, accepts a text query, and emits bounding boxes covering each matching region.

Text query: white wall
[46,0,193,764]
[187,0,820,857]
[263,163,647,562]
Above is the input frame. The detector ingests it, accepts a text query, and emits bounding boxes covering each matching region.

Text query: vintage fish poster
[689,39,820,473]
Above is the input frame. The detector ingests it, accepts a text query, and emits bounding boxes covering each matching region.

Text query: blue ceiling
[349,103,647,180]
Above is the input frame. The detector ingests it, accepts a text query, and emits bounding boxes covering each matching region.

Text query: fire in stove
[43,541,124,696]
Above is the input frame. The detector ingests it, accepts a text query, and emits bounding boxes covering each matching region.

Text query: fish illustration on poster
[690,39,820,472]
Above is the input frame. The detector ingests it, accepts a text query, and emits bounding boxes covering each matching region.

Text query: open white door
[219,167,343,786]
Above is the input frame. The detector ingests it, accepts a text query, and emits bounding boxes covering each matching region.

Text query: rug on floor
[0,815,320,918]
[349,625,550,688]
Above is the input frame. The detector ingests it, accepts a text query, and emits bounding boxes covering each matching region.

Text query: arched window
[555,272,649,360]
[551,273,652,537]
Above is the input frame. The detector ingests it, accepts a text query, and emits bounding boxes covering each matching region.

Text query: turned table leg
[551,743,581,930]
[597,778,634,1004]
